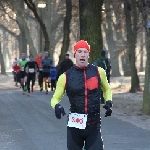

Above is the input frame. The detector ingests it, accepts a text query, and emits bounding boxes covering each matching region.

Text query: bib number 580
[67,113,87,129]
[72,117,83,124]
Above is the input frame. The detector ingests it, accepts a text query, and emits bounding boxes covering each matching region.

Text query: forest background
[0,0,150,115]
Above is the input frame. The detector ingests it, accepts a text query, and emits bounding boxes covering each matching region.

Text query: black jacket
[66,64,101,124]
[57,58,73,79]
[24,61,39,73]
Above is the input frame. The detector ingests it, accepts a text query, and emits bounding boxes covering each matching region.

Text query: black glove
[55,104,66,119]
[103,100,113,117]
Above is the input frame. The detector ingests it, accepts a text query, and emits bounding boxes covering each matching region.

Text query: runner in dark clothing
[56,54,73,80]
[51,40,112,150]
[41,51,53,94]
[24,54,39,96]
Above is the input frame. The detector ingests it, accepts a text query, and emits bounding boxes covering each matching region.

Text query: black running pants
[51,80,56,90]
[27,73,35,93]
[67,123,103,150]
[38,71,43,88]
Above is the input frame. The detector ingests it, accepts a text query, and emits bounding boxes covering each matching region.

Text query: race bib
[67,113,87,129]
[29,68,35,73]
[21,67,24,71]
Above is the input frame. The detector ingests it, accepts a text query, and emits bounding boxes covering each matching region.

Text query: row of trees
[0,0,150,114]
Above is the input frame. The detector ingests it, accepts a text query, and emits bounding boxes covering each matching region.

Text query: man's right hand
[55,104,66,119]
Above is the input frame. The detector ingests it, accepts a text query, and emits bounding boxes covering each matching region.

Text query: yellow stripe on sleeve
[98,67,112,101]
[50,73,66,109]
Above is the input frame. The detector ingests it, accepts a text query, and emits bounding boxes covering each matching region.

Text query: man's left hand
[103,100,113,117]
[55,104,66,119]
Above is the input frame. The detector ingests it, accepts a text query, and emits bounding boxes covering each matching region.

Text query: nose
[81,51,85,57]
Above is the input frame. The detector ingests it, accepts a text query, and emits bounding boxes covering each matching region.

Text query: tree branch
[23,0,50,52]
[0,24,18,39]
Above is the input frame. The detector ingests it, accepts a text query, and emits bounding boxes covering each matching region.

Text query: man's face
[22,53,26,58]
[45,53,48,58]
[65,55,69,59]
[75,48,89,67]
[29,56,33,61]
[38,53,42,58]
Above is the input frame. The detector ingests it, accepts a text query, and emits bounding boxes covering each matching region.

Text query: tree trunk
[79,0,104,63]
[24,0,50,53]
[104,0,121,77]
[121,1,130,76]
[46,0,52,56]
[4,32,12,69]
[142,31,150,115]
[50,0,65,58]
[121,48,131,76]
[0,42,6,75]
[124,0,140,92]
[18,33,27,57]
[59,0,72,62]
[113,0,126,76]
[17,0,37,56]
[140,32,144,72]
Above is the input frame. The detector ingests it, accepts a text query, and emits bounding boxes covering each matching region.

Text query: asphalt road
[0,76,150,150]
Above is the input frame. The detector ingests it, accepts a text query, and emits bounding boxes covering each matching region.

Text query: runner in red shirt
[13,64,20,87]
[35,52,43,91]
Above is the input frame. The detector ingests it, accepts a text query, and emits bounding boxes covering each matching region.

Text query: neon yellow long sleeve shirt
[51,67,112,109]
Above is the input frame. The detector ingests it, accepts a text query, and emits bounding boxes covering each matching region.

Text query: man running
[50,63,57,91]
[24,54,39,96]
[41,51,53,94]
[56,53,74,80]
[51,40,112,150]
[18,52,29,94]
[13,63,20,87]
[35,52,43,91]
[12,58,18,82]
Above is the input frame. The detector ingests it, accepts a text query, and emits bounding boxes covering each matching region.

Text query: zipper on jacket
[84,70,88,114]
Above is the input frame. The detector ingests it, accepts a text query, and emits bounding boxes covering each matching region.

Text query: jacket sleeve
[51,73,66,109]
[98,67,112,101]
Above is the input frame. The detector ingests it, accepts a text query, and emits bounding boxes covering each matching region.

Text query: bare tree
[79,0,104,63]
[59,0,72,62]
[0,40,6,75]
[103,0,121,77]
[137,0,150,114]
[124,0,140,92]
[0,0,37,57]
[23,0,50,53]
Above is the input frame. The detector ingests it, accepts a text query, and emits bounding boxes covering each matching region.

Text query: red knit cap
[74,40,90,56]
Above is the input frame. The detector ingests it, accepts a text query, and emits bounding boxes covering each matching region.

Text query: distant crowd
[12,52,74,96]
[12,50,111,101]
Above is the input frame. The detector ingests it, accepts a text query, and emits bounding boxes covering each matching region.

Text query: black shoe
[46,90,48,94]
